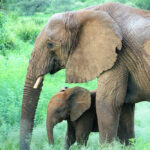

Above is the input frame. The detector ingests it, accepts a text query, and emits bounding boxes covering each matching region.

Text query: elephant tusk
[33,76,43,89]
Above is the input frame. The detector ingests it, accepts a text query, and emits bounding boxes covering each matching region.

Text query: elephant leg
[76,132,89,146]
[117,103,135,145]
[96,99,122,143]
[64,120,75,150]
[96,62,128,143]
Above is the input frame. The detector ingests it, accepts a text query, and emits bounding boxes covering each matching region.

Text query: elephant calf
[46,86,98,149]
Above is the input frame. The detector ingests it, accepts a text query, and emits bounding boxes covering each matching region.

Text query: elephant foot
[117,103,135,145]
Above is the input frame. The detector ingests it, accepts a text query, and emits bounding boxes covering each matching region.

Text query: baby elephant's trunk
[46,115,55,145]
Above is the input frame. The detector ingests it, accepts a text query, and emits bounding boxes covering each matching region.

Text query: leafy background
[0,0,150,149]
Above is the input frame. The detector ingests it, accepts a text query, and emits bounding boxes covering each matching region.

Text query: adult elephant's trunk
[20,21,64,149]
[20,75,43,150]
[20,27,50,150]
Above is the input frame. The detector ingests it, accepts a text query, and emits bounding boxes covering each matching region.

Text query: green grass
[0,6,150,150]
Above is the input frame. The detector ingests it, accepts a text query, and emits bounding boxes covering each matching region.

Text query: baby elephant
[46,86,98,149]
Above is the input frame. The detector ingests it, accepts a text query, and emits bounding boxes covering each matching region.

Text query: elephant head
[20,8,122,150]
[46,86,91,145]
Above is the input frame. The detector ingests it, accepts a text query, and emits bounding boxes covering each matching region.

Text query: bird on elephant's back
[20,2,150,150]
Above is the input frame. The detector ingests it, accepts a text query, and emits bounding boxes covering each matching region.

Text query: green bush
[49,0,75,13]
[33,18,45,25]
[0,12,7,54]
[0,12,16,55]
[0,55,27,135]
[13,0,51,16]
[132,0,150,10]
[16,20,42,42]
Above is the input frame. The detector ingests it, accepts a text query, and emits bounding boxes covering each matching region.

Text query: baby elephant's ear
[69,87,91,121]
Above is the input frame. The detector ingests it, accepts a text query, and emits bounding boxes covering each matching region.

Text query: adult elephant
[20,2,150,150]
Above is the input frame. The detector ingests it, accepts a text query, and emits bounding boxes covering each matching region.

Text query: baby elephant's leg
[75,130,90,146]
[65,120,75,150]
[75,110,94,147]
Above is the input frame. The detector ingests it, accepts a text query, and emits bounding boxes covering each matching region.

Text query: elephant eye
[47,43,54,49]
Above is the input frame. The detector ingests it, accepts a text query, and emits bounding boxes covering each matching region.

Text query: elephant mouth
[49,57,63,74]
[33,58,63,89]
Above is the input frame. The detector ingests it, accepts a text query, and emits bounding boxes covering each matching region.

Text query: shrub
[0,12,7,53]
[16,20,42,42]
[33,18,45,25]
[0,12,16,55]
[132,0,150,10]
[49,0,75,13]
[14,0,51,16]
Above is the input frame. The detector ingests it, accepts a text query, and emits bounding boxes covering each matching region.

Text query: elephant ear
[68,87,91,121]
[66,10,122,83]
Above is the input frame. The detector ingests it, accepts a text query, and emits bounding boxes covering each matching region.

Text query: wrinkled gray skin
[20,2,150,150]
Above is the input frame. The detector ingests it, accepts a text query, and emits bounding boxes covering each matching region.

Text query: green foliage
[0,12,16,55]
[14,15,48,43]
[16,0,51,16]
[49,0,75,13]
[0,117,150,150]
[0,11,49,55]
[16,20,41,43]
[4,0,51,16]
[0,55,27,136]
[0,0,7,9]
[2,0,150,17]
[132,0,150,10]
[0,12,7,50]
